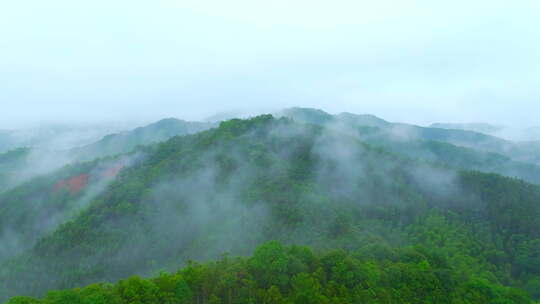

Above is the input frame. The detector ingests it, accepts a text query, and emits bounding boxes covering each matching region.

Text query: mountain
[430,122,504,135]
[69,118,215,161]
[0,147,81,194]
[0,118,214,255]
[0,119,215,195]
[0,155,132,262]
[1,115,539,302]
[0,123,134,154]
[432,123,540,142]
[280,108,505,148]
[280,107,540,183]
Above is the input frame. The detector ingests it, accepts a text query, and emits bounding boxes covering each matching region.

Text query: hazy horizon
[2,1,539,129]
[1,106,538,133]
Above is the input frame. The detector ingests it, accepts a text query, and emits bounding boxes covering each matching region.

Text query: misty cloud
[0,155,138,262]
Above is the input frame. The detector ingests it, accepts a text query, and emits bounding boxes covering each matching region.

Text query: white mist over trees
[1,1,539,302]
[0,110,539,302]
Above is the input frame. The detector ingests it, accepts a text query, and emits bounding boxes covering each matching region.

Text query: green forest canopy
[1,115,539,303]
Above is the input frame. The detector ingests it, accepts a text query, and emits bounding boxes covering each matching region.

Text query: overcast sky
[1,0,539,128]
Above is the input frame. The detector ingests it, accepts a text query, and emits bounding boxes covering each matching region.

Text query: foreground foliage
[4,241,533,304]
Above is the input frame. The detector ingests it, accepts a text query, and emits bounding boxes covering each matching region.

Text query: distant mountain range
[0,123,138,154]
[70,118,215,161]
[0,119,215,193]
[280,107,540,169]
[431,121,540,142]
[2,109,540,195]
[430,122,504,134]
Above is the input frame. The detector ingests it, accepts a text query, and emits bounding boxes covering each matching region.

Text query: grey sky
[1,0,539,128]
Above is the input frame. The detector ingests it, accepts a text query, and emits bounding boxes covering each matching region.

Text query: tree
[290,273,328,304]
[115,276,160,304]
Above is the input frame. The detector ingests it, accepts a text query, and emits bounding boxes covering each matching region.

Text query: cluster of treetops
[4,241,536,304]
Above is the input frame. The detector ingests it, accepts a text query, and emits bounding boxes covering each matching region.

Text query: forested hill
[69,118,215,161]
[0,119,214,195]
[1,115,540,302]
[0,155,133,262]
[279,107,540,184]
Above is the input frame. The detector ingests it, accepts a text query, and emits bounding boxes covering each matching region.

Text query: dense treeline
[1,115,539,302]
[4,241,532,304]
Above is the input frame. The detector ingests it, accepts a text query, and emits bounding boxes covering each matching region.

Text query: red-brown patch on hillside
[54,174,89,195]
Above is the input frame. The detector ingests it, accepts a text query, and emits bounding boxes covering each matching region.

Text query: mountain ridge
[1,114,539,301]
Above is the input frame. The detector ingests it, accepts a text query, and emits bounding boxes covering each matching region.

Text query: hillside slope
[1,115,539,301]
[70,118,214,161]
[0,155,133,263]
[0,119,214,195]
[280,107,540,183]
